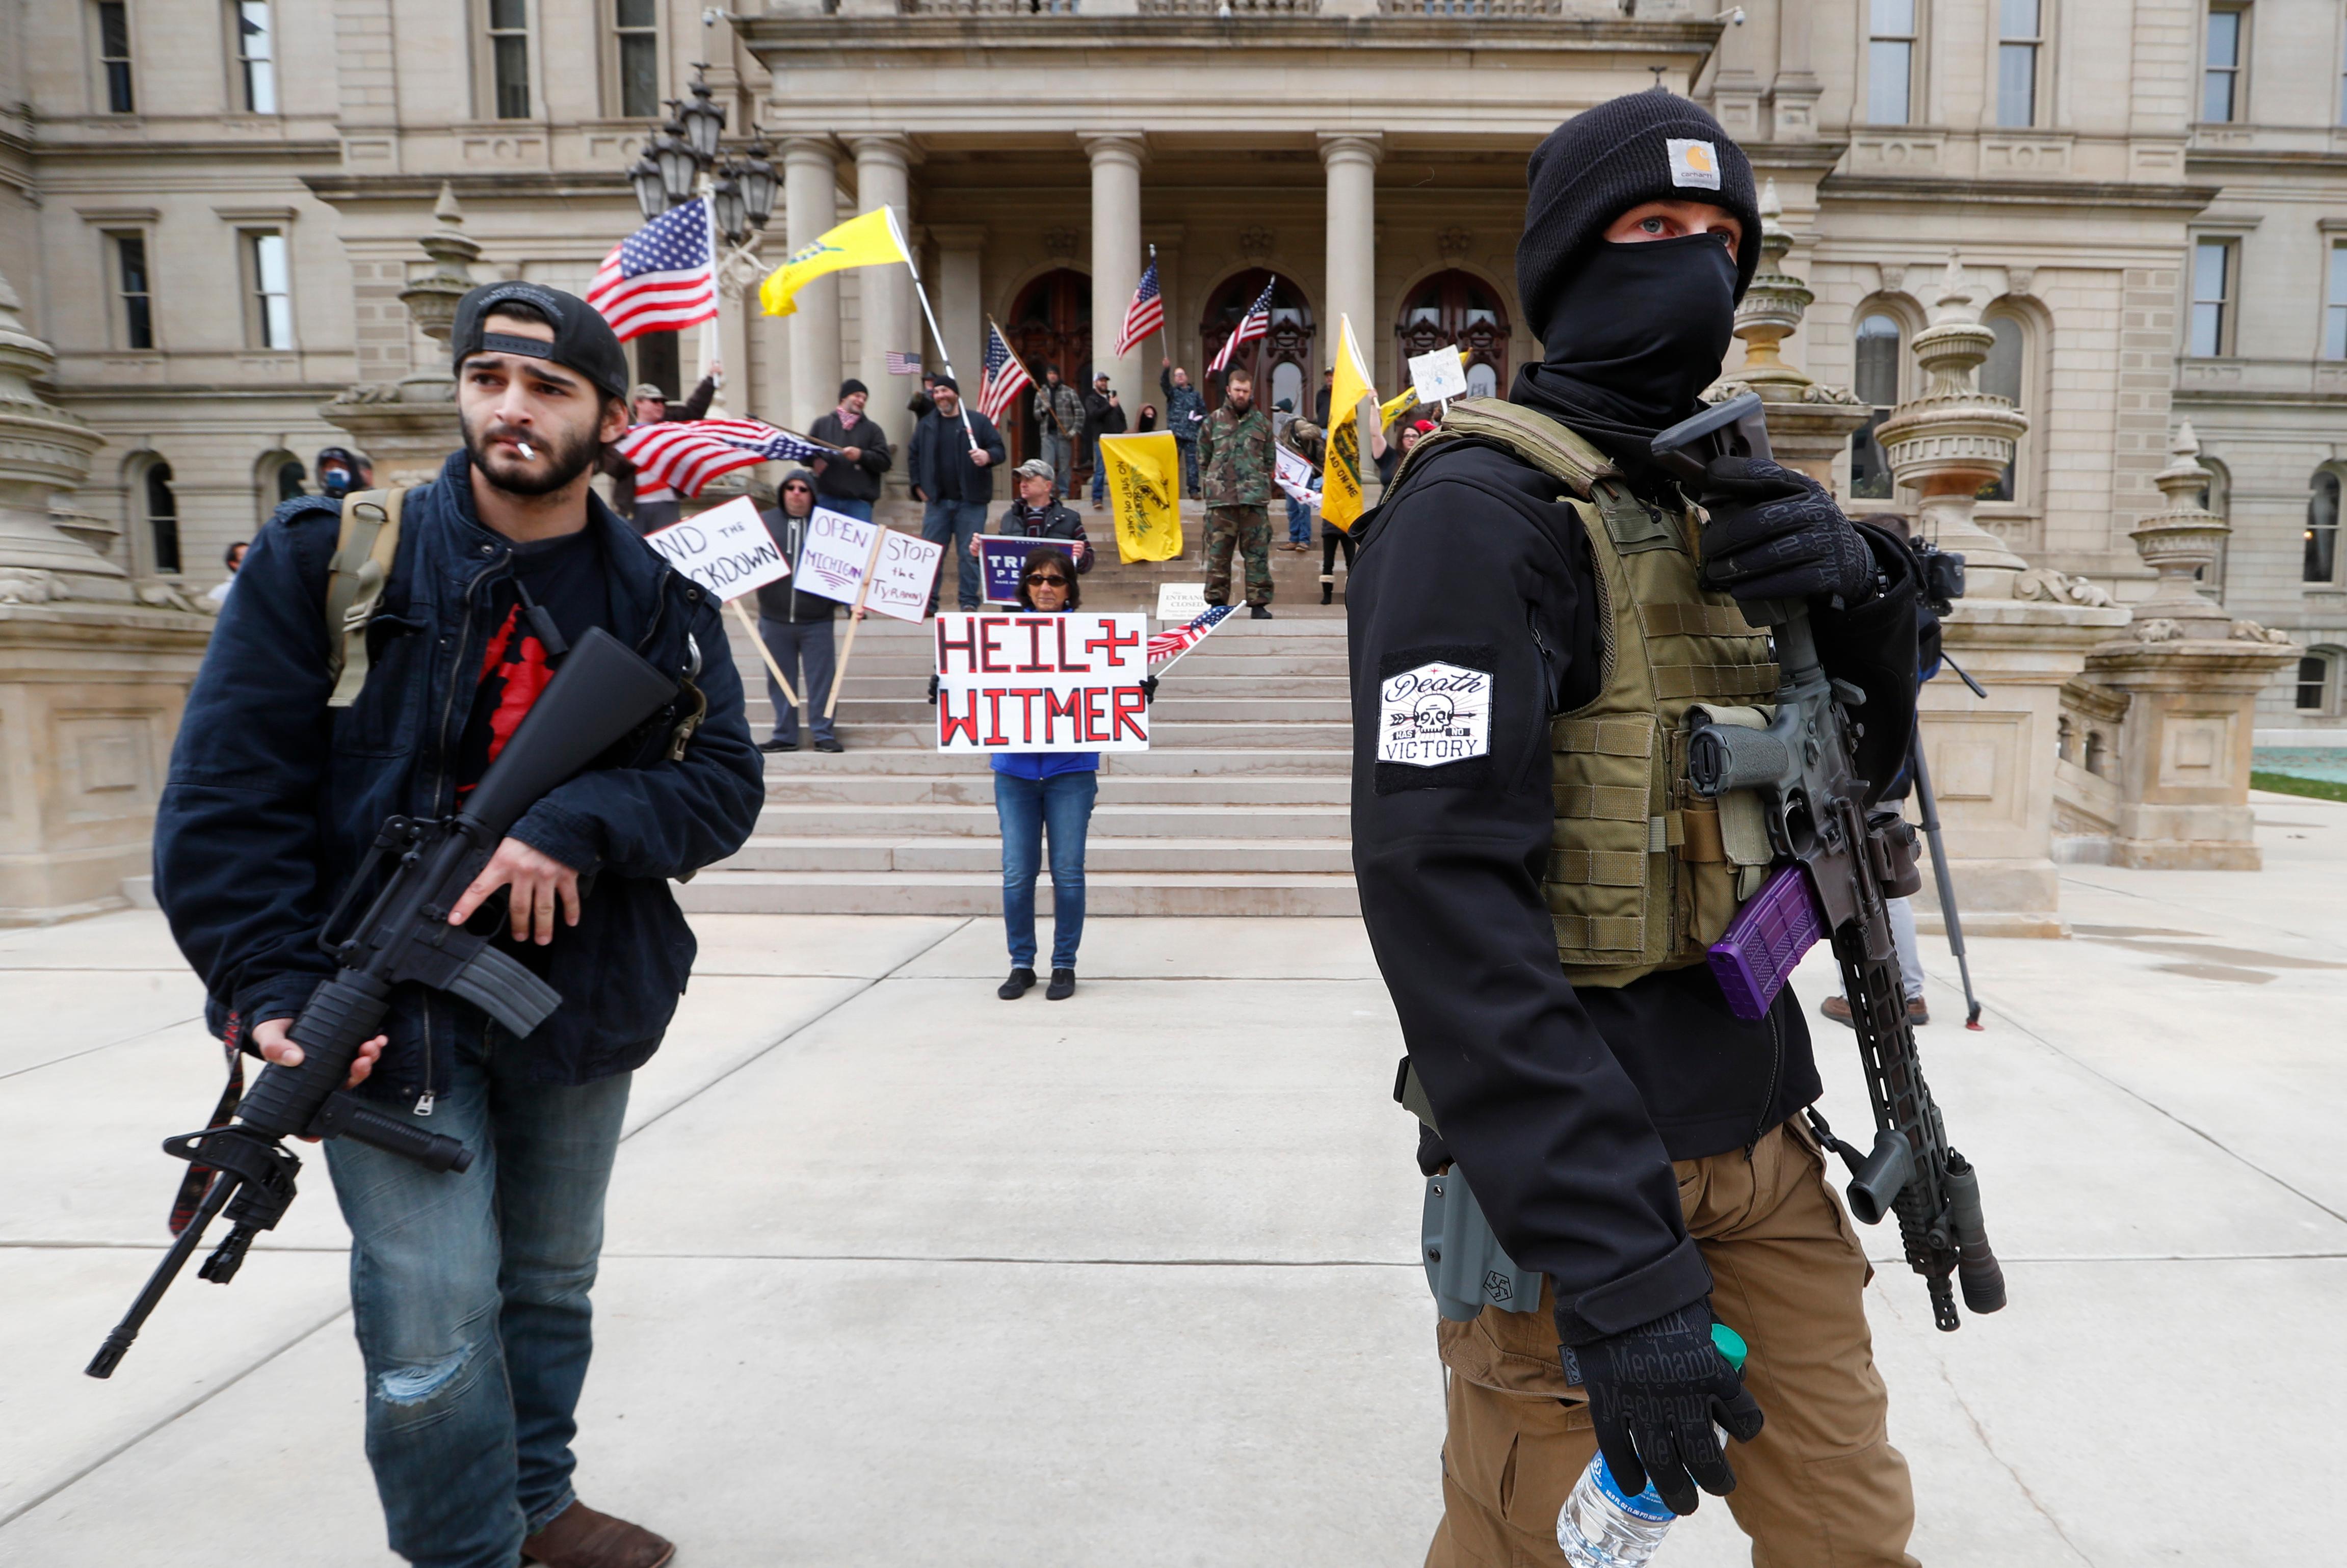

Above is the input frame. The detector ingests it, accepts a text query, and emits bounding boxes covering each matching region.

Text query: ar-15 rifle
[1651,394,2006,1334]
[88,626,680,1378]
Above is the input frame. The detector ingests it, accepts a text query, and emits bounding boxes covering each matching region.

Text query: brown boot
[1819,994,1930,1028]
[522,1502,675,1568]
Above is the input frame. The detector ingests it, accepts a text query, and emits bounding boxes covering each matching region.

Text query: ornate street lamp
[653,113,699,209]
[677,70,727,166]
[628,148,668,223]
[734,131,778,230]
[710,173,747,249]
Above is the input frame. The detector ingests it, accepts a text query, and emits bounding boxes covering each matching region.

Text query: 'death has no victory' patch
[1378,660,1491,767]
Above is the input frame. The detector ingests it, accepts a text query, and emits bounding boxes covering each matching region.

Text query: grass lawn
[2251,770,2347,803]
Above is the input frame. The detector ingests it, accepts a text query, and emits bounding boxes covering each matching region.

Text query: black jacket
[756,504,840,621]
[992,499,1095,573]
[908,404,1007,504]
[808,409,892,502]
[1347,439,1921,1342]
[154,450,766,1108]
[1083,389,1127,440]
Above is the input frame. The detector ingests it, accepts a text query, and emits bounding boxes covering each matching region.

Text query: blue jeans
[1286,496,1313,545]
[758,614,836,744]
[922,499,990,610]
[1042,430,1076,499]
[1175,439,1199,499]
[994,769,1096,970]
[1090,437,1107,506]
[817,495,873,523]
[325,1022,631,1568]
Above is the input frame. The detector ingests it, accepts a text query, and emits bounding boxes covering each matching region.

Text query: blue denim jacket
[154,450,766,1106]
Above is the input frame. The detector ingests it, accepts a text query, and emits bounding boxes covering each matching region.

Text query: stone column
[0,267,214,923]
[1714,180,1868,492]
[1878,255,2127,937]
[1084,134,1147,424]
[929,224,986,392]
[1320,134,1382,488]
[783,136,844,433]
[322,183,473,488]
[2081,423,2300,869]
[851,135,916,467]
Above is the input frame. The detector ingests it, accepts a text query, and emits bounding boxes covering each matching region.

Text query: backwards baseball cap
[451,282,631,404]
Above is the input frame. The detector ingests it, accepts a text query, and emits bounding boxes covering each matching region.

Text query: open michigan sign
[934,612,1151,754]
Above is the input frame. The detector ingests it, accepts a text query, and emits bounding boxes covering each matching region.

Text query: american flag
[1208,278,1276,375]
[1147,603,1236,664]
[616,418,835,502]
[1114,259,1165,357]
[885,350,923,376]
[977,321,1034,425]
[587,199,718,343]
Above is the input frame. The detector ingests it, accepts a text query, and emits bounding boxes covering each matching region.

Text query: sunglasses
[1024,573,1071,587]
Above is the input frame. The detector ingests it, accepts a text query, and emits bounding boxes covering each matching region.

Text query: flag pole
[823,524,888,721]
[887,205,982,457]
[700,194,726,416]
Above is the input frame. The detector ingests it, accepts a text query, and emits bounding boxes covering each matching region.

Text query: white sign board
[863,528,945,623]
[1155,581,1208,622]
[1408,344,1470,405]
[796,506,880,606]
[641,495,790,601]
[934,611,1152,754]
[1275,445,1320,510]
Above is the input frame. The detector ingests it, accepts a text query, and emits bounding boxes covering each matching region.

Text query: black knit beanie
[1516,90,1761,332]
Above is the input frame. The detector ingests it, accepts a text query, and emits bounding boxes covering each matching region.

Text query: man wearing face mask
[1349,91,1924,1567]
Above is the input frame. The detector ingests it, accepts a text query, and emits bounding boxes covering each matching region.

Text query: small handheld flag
[1147,603,1235,666]
[1208,278,1275,375]
[587,198,717,343]
[616,418,836,502]
[885,350,924,376]
[978,321,1036,426]
[1114,256,1165,358]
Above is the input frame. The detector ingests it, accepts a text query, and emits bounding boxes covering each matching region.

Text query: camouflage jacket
[1198,403,1274,507]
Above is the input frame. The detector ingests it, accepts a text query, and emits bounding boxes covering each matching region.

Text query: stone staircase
[675,506,1362,917]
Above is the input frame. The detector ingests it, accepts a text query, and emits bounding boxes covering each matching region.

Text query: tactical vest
[1393,398,1781,988]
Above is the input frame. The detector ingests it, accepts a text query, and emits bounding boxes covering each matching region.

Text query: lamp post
[623,64,777,418]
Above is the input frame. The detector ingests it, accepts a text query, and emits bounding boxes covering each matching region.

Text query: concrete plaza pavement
[3,794,2344,1565]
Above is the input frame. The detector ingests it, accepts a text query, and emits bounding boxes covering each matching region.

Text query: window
[144,461,181,576]
[1977,315,2025,501]
[276,458,306,502]
[2326,242,2347,361]
[97,1,134,113]
[1850,312,1903,499]
[111,232,154,350]
[233,2,276,113]
[1997,0,2042,127]
[489,0,530,120]
[245,230,293,349]
[2190,238,2233,357]
[2196,456,2230,597]
[2300,651,2341,711]
[2308,470,2341,584]
[615,0,657,119]
[2203,5,2245,122]
[1868,0,1917,124]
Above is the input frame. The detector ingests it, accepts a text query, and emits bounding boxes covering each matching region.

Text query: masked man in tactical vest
[1349,91,1928,1566]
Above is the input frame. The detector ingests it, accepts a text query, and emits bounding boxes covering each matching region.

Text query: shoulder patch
[1378,659,1492,768]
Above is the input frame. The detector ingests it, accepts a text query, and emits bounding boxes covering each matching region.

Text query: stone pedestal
[1878,255,2124,937]
[322,184,473,486]
[0,267,214,924]
[2076,423,2299,870]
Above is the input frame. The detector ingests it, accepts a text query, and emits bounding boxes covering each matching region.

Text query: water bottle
[1556,1323,1749,1568]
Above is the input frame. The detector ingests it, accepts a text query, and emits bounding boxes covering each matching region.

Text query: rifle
[1652,393,2006,1334]
[88,627,679,1378]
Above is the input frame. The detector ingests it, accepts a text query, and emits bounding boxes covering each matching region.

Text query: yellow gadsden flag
[1097,432,1184,563]
[758,207,909,317]
[1322,314,1378,533]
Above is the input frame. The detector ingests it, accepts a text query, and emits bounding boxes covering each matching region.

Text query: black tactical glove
[926,672,939,705]
[1696,457,1880,608]
[1564,1301,1764,1516]
[1141,674,1160,705]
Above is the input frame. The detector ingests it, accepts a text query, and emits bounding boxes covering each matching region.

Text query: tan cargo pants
[1426,1120,1920,1568]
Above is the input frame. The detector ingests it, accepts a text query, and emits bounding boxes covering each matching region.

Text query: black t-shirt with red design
[455,528,613,797]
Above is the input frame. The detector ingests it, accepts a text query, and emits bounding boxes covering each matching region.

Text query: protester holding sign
[972,458,1093,574]
[991,551,1099,1002]
[756,471,854,753]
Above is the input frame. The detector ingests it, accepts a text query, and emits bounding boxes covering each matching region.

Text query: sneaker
[814,736,844,753]
[758,737,796,753]
[998,968,1037,1000]
[1045,967,1076,1000]
[1250,605,1274,620]
[1820,995,1930,1028]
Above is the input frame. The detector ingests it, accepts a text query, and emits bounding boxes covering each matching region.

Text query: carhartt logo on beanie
[1516,90,1761,333]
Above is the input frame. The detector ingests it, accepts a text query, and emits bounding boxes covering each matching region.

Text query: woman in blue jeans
[992,547,1150,1002]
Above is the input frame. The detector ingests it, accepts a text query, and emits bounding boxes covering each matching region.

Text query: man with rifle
[150,281,764,1568]
[1350,91,1994,1565]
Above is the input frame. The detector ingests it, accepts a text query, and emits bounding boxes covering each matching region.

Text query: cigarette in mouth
[516,441,536,459]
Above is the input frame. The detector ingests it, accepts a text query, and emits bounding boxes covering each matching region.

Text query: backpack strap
[324,487,407,709]
[1387,395,1620,500]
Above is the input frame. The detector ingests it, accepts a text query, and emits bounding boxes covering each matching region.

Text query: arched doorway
[1004,268,1092,469]
[1199,270,1314,413]
[1395,270,1512,403]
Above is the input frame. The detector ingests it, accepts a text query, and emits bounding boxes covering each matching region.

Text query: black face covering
[1511,233,1741,494]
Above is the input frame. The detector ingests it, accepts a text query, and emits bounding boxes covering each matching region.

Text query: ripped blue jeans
[324,1019,630,1568]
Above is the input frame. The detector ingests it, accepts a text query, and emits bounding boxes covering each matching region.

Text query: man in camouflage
[1197,365,1277,618]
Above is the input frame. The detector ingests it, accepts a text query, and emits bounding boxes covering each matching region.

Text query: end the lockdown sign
[642,496,789,601]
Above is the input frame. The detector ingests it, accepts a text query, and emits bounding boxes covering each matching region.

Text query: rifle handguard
[232,971,393,1141]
